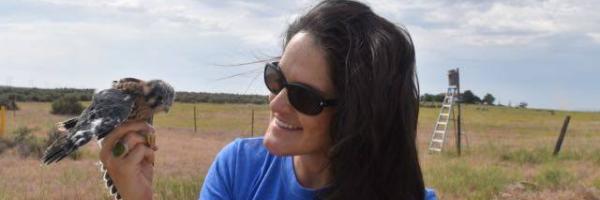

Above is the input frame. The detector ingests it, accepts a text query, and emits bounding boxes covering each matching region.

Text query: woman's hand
[99,121,156,200]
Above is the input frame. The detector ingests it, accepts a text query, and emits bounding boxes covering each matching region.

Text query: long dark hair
[283,0,424,199]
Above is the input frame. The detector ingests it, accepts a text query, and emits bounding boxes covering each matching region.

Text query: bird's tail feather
[56,117,78,132]
[41,135,77,165]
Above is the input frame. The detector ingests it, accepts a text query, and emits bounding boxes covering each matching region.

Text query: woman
[100,0,437,199]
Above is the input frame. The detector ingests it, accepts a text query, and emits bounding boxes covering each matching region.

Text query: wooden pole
[457,110,462,156]
[0,106,5,137]
[193,106,197,133]
[553,115,571,156]
[11,96,16,118]
[456,68,462,156]
[251,109,254,137]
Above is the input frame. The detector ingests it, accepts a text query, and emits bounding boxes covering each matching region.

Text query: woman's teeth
[275,118,302,130]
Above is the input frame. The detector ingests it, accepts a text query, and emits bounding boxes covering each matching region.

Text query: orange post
[0,106,6,137]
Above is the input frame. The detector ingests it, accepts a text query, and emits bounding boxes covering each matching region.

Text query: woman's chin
[263,130,286,156]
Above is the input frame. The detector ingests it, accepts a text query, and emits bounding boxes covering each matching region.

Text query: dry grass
[0,102,256,200]
[0,102,598,199]
[418,105,600,200]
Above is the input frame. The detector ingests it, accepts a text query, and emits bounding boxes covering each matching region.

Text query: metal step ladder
[428,86,459,152]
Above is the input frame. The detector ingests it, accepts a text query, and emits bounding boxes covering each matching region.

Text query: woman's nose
[269,89,293,114]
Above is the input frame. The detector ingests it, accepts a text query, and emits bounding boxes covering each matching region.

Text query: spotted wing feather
[41,89,136,164]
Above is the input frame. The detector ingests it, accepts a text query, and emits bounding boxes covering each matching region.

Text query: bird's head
[143,80,175,113]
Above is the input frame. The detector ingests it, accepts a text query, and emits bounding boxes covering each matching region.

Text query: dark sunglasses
[264,62,336,115]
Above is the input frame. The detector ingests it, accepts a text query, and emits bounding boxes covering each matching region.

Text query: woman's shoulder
[216,137,274,167]
[425,188,437,200]
[231,137,266,150]
[220,137,268,156]
[202,137,280,199]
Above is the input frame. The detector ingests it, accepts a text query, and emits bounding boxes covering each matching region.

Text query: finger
[140,160,154,182]
[100,121,154,157]
[144,132,158,150]
[99,121,153,164]
[100,121,154,148]
[144,148,155,167]
[125,143,155,166]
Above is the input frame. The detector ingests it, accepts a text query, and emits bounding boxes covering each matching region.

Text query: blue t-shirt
[199,137,437,200]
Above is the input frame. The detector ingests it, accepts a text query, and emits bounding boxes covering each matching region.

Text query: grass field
[0,102,599,199]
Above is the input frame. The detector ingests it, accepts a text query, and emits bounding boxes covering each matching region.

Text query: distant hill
[0,86,94,102]
[0,86,267,104]
[175,91,267,104]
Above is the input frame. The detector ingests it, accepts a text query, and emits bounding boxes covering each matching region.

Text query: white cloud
[367,0,600,46]
[0,21,139,65]
[587,32,600,43]
[1,0,599,110]
[22,0,600,48]
[27,0,303,47]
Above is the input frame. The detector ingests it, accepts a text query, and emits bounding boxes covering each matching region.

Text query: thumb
[125,143,155,166]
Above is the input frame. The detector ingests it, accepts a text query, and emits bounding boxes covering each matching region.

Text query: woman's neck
[293,153,331,189]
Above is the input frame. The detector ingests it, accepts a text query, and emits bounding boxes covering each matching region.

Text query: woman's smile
[273,117,303,131]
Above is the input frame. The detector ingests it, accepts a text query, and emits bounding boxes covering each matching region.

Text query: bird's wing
[42,89,136,164]
[70,89,136,143]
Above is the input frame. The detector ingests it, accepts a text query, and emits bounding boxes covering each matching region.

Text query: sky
[0,0,599,111]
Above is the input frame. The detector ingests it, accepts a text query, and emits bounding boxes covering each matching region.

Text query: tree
[461,90,481,104]
[518,102,528,109]
[482,93,495,105]
[51,96,84,115]
[421,93,445,102]
[421,94,433,102]
[0,95,18,110]
[433,93,445,102]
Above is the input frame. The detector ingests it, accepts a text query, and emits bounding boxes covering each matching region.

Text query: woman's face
[263,32,336,156]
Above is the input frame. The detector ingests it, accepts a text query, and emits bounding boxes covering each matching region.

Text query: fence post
[11,96,16,118]
[0,106,5,137]
[193,105,197,133]
[553,115,571,156]
[251,109,254,137]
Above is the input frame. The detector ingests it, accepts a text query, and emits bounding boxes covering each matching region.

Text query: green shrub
[12,127,45,158]
[51,95,84,115]
[0,95,19,110]
[6,126,82,160]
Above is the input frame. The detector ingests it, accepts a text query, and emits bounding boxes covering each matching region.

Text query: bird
[41,77,175,200]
